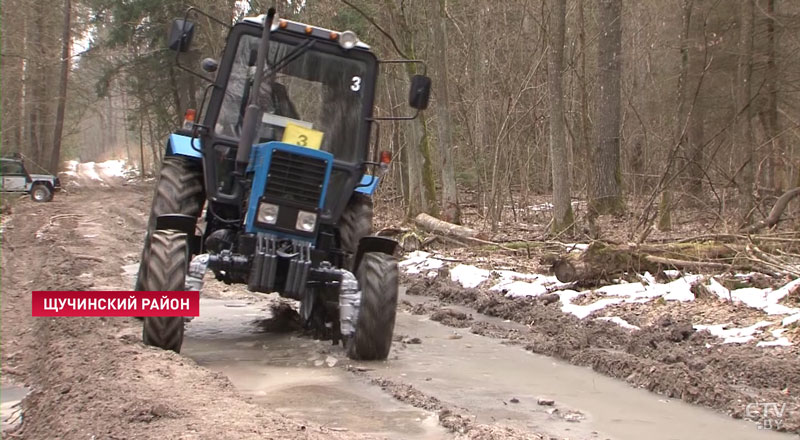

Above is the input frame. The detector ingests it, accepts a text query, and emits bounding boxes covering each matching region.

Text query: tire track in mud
[0,187,367,440]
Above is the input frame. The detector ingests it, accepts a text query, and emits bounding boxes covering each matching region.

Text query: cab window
[1,161,25,175]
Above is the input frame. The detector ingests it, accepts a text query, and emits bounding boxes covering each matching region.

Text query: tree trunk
[590,0,624,216]
[659,0,694,231]
[50,0,71,173]
[736,0,755,219]
[686,0,705,197]
[546,0,574,233]
[432,0,461,224]
[1,0,25,153]
[763,0,783,192]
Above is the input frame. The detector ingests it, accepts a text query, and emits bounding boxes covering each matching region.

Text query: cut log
[413,213,484,240]
[413,213,514,250]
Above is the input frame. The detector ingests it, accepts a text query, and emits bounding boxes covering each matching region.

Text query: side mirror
[408,75,431,110]
[201,58,219,73]
[168,19,195,52]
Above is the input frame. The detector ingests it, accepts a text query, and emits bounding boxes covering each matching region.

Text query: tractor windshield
[216,34,368,163]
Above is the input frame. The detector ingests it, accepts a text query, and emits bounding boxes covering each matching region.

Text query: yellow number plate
[282,123,324,150]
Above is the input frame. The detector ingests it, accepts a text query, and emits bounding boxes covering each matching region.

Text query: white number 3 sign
[350,76,361,92]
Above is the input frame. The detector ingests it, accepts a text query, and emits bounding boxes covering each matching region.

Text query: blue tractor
[136,8,431,360]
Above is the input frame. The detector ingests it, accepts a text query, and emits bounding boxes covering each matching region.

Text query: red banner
[32,291,200,317]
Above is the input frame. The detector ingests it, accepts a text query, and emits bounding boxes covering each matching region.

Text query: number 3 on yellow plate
[282,123,324,150]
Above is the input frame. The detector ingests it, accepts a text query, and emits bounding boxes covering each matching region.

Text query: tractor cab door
[1,161,30,192]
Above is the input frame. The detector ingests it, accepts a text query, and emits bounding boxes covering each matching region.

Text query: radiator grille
[264,150,326,208]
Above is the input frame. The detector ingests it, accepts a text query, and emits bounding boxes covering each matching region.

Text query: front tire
[346,252,399,360]
[135,157,204,291]
[141,230,189,352]
[30,183,53,202]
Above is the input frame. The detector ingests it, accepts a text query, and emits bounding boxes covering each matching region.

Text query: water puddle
[183,296,794,440]
[183,298,450,439]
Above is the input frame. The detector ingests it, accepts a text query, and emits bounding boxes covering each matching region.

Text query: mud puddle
[183,298,451,440]
[390,293,795,440]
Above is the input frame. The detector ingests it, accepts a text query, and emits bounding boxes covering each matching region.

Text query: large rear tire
[346,252,399,361]
[339,193,373,269]
[135,157,204,291]
[141,230,189,352]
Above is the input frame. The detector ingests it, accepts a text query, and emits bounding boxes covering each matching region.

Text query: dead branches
[550,237,800,284]
[746,187,800,233]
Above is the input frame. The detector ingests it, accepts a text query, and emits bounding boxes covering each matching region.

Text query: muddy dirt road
[1,184,798,439]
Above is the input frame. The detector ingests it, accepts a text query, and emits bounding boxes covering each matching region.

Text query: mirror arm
[368,109,420,122]
[378,59,428,76]
[174,7,231,84]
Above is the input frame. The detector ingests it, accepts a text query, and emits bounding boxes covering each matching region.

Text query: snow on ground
[401,251,800,347]
[62,159,138,187]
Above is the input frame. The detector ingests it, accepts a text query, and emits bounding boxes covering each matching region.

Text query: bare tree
[546,0,574,233]
[590,0,624,216]
[736,0,755,219]
[432,0,461,224]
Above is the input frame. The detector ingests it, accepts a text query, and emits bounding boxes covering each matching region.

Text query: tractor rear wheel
[135,157,204,291]
[142,230,188,352]
[339,193,373,269]
[346,252,399,360]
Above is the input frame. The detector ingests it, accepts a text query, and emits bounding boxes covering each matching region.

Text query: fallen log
[413,213,484,240]
[549,241,770,284]
[551,242,663,284]
[413,213,515,251]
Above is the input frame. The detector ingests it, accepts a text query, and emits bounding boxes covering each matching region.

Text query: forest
[2,0,800,238]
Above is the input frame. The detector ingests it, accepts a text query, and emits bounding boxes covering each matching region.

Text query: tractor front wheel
[135,157,204,291]
[346,252,399,360]
[141,230,189,352]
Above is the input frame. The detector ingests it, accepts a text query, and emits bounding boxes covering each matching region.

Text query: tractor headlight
[257,202,279,224]
[296,210,317,232]
[339,30,358,50]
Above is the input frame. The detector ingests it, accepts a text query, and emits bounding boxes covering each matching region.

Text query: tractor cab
[137,8,430,360]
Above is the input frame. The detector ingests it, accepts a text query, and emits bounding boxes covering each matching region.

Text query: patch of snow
[694,321,773,344]
[660,275,701,302]
[596,316,641,331]
[449,264,491,288]
[706,277,730,301]
[562,243,589,252]
[492,280,551,298]
[559,289,626,319]
[662,269,681,279]
[757,336,792,347]
[399,251,444,275]
[782,313,800,327]
[767,278,800,304]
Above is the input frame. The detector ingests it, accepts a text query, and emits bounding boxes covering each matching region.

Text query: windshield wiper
[267,39,316,76]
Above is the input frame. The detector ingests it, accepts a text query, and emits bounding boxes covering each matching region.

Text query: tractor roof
[241,15,371,50]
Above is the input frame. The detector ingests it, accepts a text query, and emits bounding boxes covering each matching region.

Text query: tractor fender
[165,133,203,159]
[353,236,398,271]
[354,174,379,195]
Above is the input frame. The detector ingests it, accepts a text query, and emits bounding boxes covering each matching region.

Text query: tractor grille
[265,150,327,208]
